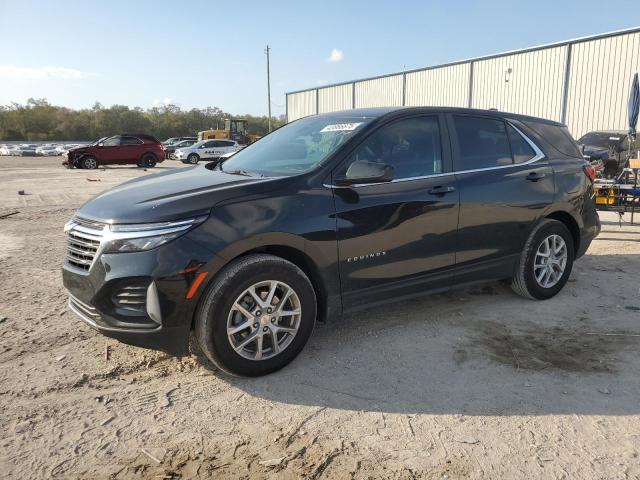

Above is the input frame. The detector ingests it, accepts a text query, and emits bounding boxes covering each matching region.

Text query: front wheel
[511,219,574,300]
[187,154,199,164]
[195,254,317,376]
[81,156,97,169]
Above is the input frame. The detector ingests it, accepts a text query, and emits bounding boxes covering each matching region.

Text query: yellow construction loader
[198,119,259,145]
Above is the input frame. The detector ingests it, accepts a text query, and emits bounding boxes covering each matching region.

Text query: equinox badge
[347,251,387,263]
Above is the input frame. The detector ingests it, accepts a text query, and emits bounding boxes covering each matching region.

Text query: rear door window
[121,136,143,145]
[452,116,512,170]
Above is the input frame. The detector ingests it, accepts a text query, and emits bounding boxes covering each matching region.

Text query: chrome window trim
[323,120,545,189]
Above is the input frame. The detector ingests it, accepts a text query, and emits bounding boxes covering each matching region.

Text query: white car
[174,139,241,164]
[36,145,61,156]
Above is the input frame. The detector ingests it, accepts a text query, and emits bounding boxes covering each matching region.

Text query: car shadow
[194,249,640,416]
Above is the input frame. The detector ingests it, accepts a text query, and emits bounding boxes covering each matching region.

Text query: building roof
[286,26,640,96]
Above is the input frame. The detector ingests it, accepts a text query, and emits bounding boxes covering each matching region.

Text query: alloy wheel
[226,280,301,361]
[534,234,568,288]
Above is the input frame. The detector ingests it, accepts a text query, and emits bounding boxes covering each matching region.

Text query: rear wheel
[140,153,157,168]
[195,254,317,376]
[81,156,97,169]
[187,154,199,164]
[511,219,574,300]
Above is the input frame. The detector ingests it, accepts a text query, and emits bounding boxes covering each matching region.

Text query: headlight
[103,216,207,253]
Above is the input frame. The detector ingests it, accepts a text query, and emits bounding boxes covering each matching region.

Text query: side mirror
[335,160,394,186]
[97,143,104,148]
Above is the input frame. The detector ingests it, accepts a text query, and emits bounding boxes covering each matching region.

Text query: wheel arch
[139,151,159,162]
[191,240,329,330]
[545,210,580,255]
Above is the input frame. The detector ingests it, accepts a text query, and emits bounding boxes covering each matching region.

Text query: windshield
[220,115,372,176]
[578,132,624,148]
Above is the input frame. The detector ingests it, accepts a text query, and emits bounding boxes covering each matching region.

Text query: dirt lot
[1,156,639,479]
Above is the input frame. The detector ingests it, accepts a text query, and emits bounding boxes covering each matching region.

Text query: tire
[140,153,157,168]
[81,156,97,169]
[187,154,199,164]
[511,219,575,300]
[195,254,317,376]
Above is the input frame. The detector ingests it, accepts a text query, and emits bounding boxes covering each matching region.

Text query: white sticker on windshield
[320,122,363,132]
[609,137,621,140]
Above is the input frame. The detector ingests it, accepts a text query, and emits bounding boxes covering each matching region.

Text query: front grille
[113,285,147,313]
[66,217,106,272]
[69,295,101,323]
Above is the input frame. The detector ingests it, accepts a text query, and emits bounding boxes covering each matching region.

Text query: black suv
[62,107,600,376]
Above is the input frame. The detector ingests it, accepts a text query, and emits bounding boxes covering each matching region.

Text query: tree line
[0,98,286,141]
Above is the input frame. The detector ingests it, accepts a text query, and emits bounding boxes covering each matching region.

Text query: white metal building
[286,27,640,138]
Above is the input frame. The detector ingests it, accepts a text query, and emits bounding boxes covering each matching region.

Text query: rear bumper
[576,213,601,259]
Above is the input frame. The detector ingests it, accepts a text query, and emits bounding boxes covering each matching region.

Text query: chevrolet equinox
[63,107,600,376]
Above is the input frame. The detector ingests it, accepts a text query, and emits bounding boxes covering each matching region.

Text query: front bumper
[62,233,218,355]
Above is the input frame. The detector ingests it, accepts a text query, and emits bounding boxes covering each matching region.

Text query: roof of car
[313,107,564,126]
[121,133,160,142]
[582,130,627,135]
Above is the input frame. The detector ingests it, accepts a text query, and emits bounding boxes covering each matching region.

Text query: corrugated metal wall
[286,28,640,139]
[287,90,316,121]
[318,84,353,113]
[355,75,403,108]
[471,46,567,122]
[565,31,640,137]
[405,63,470,107]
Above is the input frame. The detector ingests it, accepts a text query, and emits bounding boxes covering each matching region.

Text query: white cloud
[0,65,99,80]
[326,48,344,63]
[153,97,174,106]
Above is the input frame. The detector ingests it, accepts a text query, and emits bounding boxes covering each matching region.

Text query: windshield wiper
[224,169,262,177]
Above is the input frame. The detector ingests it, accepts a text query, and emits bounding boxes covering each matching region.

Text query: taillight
[160,144,165,150]
[583,164,596,183]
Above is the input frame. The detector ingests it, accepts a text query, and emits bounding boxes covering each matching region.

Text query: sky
[0,0,638,117]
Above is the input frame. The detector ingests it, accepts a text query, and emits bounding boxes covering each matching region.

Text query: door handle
[428,185,456,195]
[526,171,546,181]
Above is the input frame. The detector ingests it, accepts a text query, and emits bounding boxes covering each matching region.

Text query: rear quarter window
[522,121,582,158]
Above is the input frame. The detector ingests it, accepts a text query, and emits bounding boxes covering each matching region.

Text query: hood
[68,145,90,154]
[581,145,610,159]
[76,164,279,223]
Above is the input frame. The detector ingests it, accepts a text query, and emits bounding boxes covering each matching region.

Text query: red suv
[63,134,165,169]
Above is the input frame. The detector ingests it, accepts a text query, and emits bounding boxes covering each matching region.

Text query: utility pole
[265,45,272,133]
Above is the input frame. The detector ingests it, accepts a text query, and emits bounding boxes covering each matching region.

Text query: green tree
[0,100,285,141]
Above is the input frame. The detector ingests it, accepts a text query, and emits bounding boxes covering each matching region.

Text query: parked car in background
[164,139,197,159]
[577,130,637,178]
[62,107,600,376]
[19,145,38,156]
[0,145,17,155]
[162,136,197,146]
[174,139,241,164]
[62,134,165,169]
[36,145,62,156]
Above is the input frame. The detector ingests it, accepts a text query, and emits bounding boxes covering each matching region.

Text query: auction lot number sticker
[320,123,363,132]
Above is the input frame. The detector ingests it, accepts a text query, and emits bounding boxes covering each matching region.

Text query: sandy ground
[1,156,640,479]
